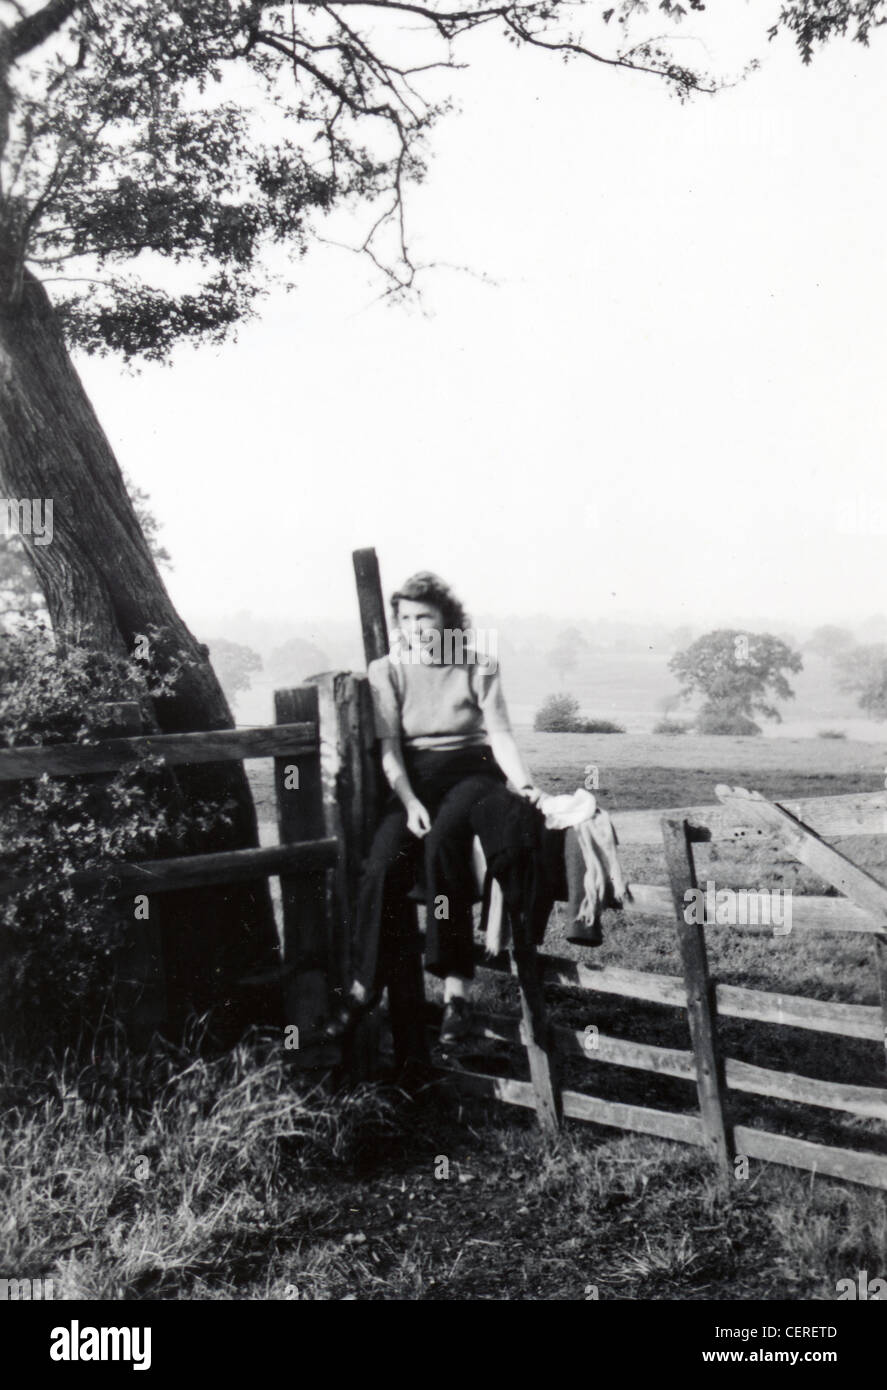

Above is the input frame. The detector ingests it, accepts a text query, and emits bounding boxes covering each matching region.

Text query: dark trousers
[352,745,506,996]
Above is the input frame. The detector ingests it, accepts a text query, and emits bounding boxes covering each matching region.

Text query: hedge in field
[534,695,624,734]
[694,708,762,736]
[534,693,582,732]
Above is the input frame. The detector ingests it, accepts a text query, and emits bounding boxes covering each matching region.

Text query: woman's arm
[488,729,544,804]
[379,736,432,837]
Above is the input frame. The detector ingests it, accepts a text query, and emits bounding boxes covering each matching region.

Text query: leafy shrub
[816,728,847,739]
[534,693,581,732]
[694,707,762,736]
[0,625,229,1053]
[653,718,691,735]
[534,695,625,734]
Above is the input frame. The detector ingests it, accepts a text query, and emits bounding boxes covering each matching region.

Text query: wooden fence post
[352,547,429,1074]
[274,685,331,1061]
[510,914,561,1137]
[876,936,887,1078]
[661,816,733,1178]
[93,702,168,1049]
[308,670,383,1079]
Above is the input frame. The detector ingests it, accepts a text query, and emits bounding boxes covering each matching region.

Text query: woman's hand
[520,784,546,809]
[405,797,432,838]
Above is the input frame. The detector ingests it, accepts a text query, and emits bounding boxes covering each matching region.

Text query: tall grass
[0,1030,400,1300]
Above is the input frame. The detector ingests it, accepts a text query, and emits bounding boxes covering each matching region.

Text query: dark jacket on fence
[469,789,567,949]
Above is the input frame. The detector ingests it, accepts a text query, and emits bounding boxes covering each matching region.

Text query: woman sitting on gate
[325,570,545,1047]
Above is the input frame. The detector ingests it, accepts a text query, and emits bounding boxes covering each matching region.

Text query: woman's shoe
[323,992,380,1040]
[439,997,474,1047]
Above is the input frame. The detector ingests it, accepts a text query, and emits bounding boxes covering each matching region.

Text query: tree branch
[8,0,82,62]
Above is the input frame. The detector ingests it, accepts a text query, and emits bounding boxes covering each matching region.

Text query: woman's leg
[349,803,418,1004]
[422,773,504,981]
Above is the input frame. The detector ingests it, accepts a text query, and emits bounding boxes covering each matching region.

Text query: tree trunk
[0,269,282,1045]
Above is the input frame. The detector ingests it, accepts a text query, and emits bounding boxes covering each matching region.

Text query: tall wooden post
[510,913,561,1137]
[352,547,429,1073]
[274,685,331,1061]
[876,936,887,1078]
[662,816,732,1178]
[307,670,380,1078]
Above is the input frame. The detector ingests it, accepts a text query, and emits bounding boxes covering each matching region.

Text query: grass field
[2,733,886,1301]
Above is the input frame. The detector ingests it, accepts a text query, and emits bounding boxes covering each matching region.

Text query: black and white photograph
[1,0,886,1348]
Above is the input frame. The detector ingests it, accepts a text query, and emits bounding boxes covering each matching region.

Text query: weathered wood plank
[0,839,338,900]
[611,791,887,846]
[662,816,732,1176]
[0,723,317,782]
[474,954,883,1041]
[876,934,887,1076]
[352,546,428,1074]
[309,673,361,997]
[311,671,384,1079]
[473,1011,887,1120]
[440,1067,887,1189]
[275,688,334,1048]
[710,980,882,1041]
[439,1067,705,1146]
[510,914,561,1136]
[715,785,887,922]
[724,1056,887,1120]
[732,1125,887,1191]
[625,882,884,933]
[353,548,390,669]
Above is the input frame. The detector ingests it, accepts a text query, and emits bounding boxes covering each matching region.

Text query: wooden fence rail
[0,839,338,901]
[0,723,317,781]
[610,791,886,846]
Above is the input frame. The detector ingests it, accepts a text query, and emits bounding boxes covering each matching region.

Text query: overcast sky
[76,9,887,635]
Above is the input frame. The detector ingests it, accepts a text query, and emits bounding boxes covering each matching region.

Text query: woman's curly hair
[390,572,469,633]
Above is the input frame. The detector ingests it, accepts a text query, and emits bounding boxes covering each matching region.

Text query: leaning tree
[0,0,881,1031]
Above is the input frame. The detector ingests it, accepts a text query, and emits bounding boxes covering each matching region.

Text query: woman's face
[396,598,445,644]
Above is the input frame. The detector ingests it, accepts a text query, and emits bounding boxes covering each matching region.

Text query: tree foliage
[805,623,856,662]
[206,636,262,706]
[835,643,887,720]
[669,628,803,724]
[534,691,581,732]
[771,0,887,61]
[548,636,578,684]
[267,636,330,684]
[0,0,882,361]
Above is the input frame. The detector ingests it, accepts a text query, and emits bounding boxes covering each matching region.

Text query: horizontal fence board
[625,882,883,933]
[441,1067,887,1189]
[0,723,318,782]
[473,1010,887,1121]
[732,1124,887,1191]
[0,839,338,899]
[611,792,887,847]
[439,1066,705,1146]
[725,1057,887,1121]
[475,953,882,1041]
[711,980,881,1042]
